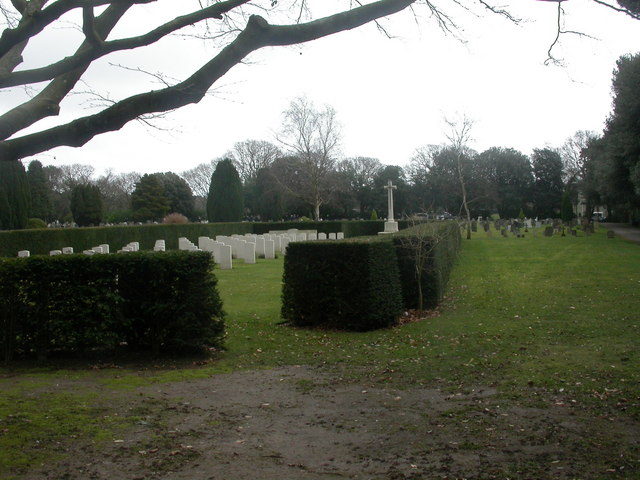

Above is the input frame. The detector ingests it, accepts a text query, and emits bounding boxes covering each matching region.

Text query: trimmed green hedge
[0,251,225,361]
[281,241,403,331]
[0,220,414,258]
[392,222,462,310]
[0,222,252,257]
[280,221,461,330]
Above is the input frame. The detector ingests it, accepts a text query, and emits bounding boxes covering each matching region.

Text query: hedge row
[0,222,252,257]
[281,241,403,331]
[392,222,462,310]
[0,251,225,361]
[0,220,412,258]
[281,221,461,331]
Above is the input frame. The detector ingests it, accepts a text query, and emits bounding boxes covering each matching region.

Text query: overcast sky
[9,0,640,176]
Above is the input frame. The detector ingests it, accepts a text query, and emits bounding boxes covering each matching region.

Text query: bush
[26,218,47,229]
[281,241,403,331]
[0,251,225,361]
[163,212,189,224]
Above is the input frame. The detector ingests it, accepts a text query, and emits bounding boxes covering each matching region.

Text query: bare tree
[560,130,599,186]
[277,96,341,220]
[337,156,383,217]
[180,160,219,199]
[444,114,474,239]
[228,139,281,184]
[95,169,141,214]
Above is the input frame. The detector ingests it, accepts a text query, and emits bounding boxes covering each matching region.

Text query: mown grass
[1,225,639,477]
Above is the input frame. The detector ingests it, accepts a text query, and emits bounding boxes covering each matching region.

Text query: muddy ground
[22,365,640,480]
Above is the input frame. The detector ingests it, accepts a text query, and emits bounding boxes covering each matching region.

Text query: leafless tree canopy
[180,160,219,198]
[276,95,342,219]
[0,0,636,162]
[228,139,281,184]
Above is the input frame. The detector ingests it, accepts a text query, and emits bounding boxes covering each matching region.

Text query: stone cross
[384,180,397,222]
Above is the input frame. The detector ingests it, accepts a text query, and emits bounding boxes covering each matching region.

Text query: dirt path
[603,223,640,244]
[26,365,639,480]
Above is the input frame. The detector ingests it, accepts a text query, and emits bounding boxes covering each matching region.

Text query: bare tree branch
[0,0,417,161]
[82,5,102,46]
[592,0,640,20]
[0,0,156,59]
[0,0,250,87]
[0,3,133,140]
[9,0,27,16]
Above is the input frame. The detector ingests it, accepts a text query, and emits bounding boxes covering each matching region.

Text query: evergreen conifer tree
[207,159,244,222]
[70,184,103,226]
[27,160,51,221]
[0,161,30,230]
[560,191,575,223]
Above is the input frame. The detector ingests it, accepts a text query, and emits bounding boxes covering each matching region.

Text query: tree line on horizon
[1,52,639,230]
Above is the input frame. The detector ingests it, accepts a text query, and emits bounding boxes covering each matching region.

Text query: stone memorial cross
[384,180,397,222]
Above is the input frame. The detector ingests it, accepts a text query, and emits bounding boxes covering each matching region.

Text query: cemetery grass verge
[0,227,639,478]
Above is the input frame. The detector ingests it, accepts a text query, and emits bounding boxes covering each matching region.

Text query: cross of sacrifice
[384,180,397,222]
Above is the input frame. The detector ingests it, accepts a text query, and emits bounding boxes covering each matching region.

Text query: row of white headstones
[16,229,345,270]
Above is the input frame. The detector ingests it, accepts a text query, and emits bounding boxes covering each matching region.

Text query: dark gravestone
[544,226,554,237]
[607,230,615,238]
[471,220,477,232]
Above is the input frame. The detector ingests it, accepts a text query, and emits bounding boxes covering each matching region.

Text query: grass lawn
[1,225,639,477]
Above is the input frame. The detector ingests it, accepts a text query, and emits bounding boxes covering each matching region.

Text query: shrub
[26,218,47,229]
[163,212,189,224]
[281,241,403,331]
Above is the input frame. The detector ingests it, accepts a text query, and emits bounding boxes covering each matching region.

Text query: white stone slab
[217,244,232,269]
[18,250,30,257]
[264,239,275,259]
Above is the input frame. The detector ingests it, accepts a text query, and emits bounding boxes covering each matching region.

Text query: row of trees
[3,50,640,229]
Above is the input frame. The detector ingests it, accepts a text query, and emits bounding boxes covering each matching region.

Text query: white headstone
[242,241,256,264]
[18,250,30,257]
[318,233,327,240]
[264,239,275,259]
[217,244,232,270]
[328,233,336,240]
[62,247,74,254]
[337,232,344,240]
[255,236,266,256]
[50,250,62,256]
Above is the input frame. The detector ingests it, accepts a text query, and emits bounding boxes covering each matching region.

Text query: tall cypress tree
[207,159,244,222]
[0,161,30,230]
[70,184,103,226]
[27,160,51,221]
